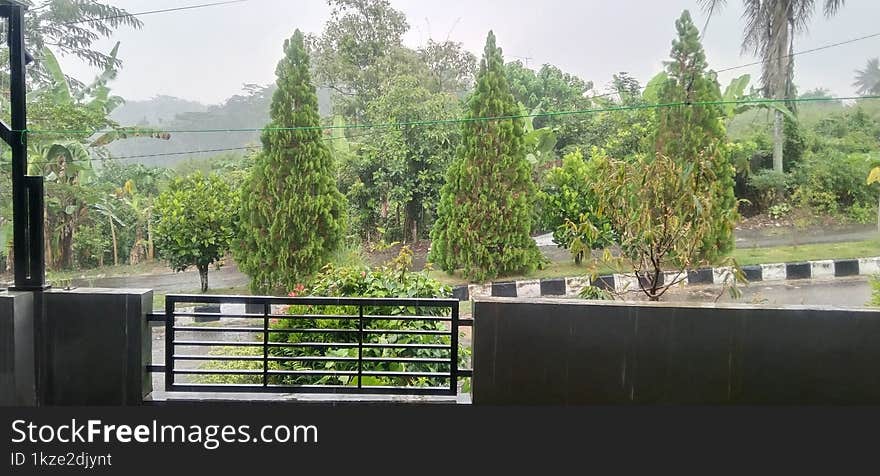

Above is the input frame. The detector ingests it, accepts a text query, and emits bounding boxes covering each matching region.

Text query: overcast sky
[57,0,880,105]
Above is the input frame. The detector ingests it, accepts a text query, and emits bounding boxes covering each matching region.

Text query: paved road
[72,263,250,293]
[665,276,872,308]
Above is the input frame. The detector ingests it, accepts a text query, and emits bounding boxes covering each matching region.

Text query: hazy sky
[57,0,880,105]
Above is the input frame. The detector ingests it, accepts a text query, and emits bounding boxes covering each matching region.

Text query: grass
[731,238,880,266]
[152,285,251,311]
[426,260,625,287]
[427,238,880,286]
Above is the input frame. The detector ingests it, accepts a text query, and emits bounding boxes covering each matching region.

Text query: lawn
[731,239,880,266]
[426,238,880,286]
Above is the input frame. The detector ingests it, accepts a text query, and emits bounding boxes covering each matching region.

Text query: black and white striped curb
[450,257,880,301]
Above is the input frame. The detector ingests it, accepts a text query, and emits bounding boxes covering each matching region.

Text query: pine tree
[429,31,542,282]
[655,10,737,261]
[235,30,347,294]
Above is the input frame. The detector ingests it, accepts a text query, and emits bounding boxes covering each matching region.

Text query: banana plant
[26,43,170,270]
[93,199,126,267]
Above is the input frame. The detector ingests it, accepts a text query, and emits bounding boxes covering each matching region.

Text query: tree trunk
[147,209,154,261]
[877,193,880,233]
[110,216,118,267]
[773,110,784,173]
[197,263,209,293]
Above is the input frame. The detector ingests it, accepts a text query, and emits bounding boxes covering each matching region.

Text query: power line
[716,31,880,73]
[29,129,391,165]
[22,95,880,137]
[589,29,880,99]
[62,0,250,26]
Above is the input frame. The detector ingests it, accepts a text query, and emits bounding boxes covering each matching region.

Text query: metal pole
[5,2,46,291]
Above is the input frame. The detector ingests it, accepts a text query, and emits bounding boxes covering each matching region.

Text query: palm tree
[699,0,845,172]
[854,58,880,96]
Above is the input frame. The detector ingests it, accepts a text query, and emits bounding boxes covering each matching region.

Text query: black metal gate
[153,294,468,396]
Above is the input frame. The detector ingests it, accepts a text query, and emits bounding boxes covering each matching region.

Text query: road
[665,276,872,308]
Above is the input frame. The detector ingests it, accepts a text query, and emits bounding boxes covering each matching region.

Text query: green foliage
[505,61,594,151]
[578,285,614,300]
[312,0,412,120]
[871,275,880,307]
[654,10,737,261]
[768,203,792,220]
[429,32,543,282]
[17,1,142,86]
[154,172,239,292]
[537,149,614,263]
[747,170,791,211]
[791,151,875,214]
[340,76,462,243]
[570,153,743,301]
[235,30,347,294]
[265,247,457,388]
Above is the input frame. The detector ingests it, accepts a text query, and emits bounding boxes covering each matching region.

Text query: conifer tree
[235,30,347,294]
[429,31,542,282]
[655,10,737,261]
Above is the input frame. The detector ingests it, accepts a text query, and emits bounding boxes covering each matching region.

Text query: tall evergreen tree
[429,31,542,282]
[235,30,347,294]
[655,10,737,261]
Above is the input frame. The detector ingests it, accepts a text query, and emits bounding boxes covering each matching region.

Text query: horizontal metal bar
[172,355,360,363]
[147,313,166,323]
[167,383,455,396]
[171,312,266,319]
[363,315,452,322]
[147,365,166,373]
[167,294,458,308]
[457,369,473,378]
[268,328,358,334]
[362,357,451,364]
[173,341,264,347]
[459,318,474,327]
[362,343,451,350]
[173,326,264,333]
[268,370,358,377]
[362,329,451,336]
[361,371,450,378]
[274,314,359,320]
[173,369,263,375]
[173,355,265,362]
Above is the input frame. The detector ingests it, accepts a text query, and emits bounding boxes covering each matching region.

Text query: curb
[450,257,879,301]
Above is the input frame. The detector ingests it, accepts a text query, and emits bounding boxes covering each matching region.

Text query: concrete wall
[0,291,35,406]
[473,298,880,404]
[40,288,153,406]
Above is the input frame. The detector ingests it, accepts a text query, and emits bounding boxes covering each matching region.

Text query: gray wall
[0,292,35,406]
[473,298,880,404]
[40,288,153,406]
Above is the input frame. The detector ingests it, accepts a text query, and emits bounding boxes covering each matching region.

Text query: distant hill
[107,86,333,168]
[110,95,208,126]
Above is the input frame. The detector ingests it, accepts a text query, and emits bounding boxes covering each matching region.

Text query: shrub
[791,151,874,214]
[537,149,615,263]
[747,170,791,211]
[268,247,462,389]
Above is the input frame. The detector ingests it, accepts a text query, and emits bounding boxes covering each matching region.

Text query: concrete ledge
[449,256,880,301]
[145,391,470,405]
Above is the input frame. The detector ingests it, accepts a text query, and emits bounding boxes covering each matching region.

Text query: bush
[268,247,461,389]
[790,151,874,214]
[848,202,876,225]
[768,203,792,220]
[537,149,615,263]
[747,169,791,211]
